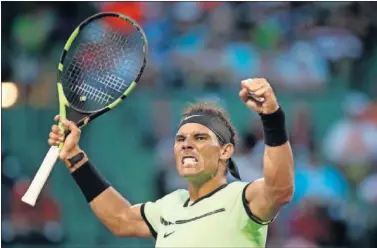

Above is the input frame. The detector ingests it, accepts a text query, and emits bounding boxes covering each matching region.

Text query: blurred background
[2,1,377,248]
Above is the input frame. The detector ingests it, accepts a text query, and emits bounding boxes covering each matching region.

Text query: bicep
[245,179,281,223]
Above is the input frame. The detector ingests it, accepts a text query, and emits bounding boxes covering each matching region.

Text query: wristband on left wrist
[67,152,86,167]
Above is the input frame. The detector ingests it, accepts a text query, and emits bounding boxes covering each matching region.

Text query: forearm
[260,107,294,205]
[65,151,132,235]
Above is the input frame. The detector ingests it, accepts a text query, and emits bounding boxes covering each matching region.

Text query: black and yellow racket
[22,12,148,206]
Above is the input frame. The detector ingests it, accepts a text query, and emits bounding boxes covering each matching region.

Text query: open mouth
[182,156,199,166]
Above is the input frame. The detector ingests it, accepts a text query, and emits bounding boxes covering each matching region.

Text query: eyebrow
[175,132,210,138]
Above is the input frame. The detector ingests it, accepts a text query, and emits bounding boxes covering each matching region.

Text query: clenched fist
[239,78,279,114]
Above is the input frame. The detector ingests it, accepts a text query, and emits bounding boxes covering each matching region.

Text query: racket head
[56,12,148,127]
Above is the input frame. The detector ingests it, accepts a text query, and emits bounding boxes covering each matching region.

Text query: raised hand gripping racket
[21,12,148,206]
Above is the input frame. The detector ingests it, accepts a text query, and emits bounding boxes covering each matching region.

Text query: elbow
[111,225,132,237]
[111,219,135,237]
[108,224,125,237]
[275,185,294,206]
[107,214,131,237]
[113,231,127,238]
[112,226,125,237]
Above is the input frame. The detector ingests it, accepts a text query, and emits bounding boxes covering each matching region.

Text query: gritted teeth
[182,156,198,164]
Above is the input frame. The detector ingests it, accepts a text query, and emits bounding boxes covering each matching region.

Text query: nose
[182,138,194,150]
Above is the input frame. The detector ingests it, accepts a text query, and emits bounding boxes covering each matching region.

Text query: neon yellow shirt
[141,182,272,247]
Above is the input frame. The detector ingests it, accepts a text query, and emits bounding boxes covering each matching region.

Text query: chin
[180,168,202,178]
[181,170,213,184]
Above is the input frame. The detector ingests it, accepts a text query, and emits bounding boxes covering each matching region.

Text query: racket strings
[61,16,145,112]
[69,82,114,105]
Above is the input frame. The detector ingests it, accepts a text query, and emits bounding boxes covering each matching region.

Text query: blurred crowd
[2,2,377,248]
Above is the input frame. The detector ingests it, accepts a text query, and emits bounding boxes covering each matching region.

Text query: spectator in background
[310,3,364,65]
[289,201,332,245]
[288,102,351,246]
[101,2,144,25]
[1,151,64,245]
[232,116,265,183]
[10,178,64,245]
[140,2,171,89]
[231,128,259,183]
[360,84,377,128]
[151,99,186,198]
[170,3,237,91]
[289,103,351,204]
[322,91,377,184]
[191,5,236,90]
[224,3,262,83]
[288,199,349,247]
[293,144,351,206]
[161,2,207,90]
[267,15,330,92]
[2,151,18,244]
[282,236,319,248]
[10,6,56,93]
[357,167,377,248]
[289,102,316,163]
[358,172,377,207]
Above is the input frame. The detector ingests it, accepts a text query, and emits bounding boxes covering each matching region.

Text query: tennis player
[48,78,294,247]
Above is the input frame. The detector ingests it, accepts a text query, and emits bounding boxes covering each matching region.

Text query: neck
[187,175,227,202]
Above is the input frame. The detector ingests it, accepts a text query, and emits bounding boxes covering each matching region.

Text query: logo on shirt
[161,208,226,226]
[163,231,175,238]
[160,208,226,239]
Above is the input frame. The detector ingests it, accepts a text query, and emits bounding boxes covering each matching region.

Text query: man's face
[174,123,232,182]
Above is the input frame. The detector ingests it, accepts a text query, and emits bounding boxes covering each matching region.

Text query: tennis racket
[21,12,148,207]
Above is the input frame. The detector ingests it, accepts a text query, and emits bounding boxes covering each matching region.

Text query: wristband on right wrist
[71,161,110,202]
[259,107,288,147]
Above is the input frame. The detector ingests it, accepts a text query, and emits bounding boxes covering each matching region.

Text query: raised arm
[48,116,152,238]
[239,79,294,223]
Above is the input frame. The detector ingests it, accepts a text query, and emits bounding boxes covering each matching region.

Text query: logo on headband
[183,114,203,121]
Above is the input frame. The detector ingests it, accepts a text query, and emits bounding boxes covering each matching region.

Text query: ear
[220,143,234,161]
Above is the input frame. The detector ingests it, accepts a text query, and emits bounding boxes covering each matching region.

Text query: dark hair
[181,101,238,148]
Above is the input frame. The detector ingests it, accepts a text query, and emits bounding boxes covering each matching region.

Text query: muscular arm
[89,188,151,238]
[68,154,152,238]
[245,141,294,222]
[49,119,153,238]
[238,80,294,223]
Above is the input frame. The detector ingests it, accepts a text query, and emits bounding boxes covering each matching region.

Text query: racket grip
[21,146,60,207]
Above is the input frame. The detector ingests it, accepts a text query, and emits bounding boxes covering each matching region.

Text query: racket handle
[21,146,60,207]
